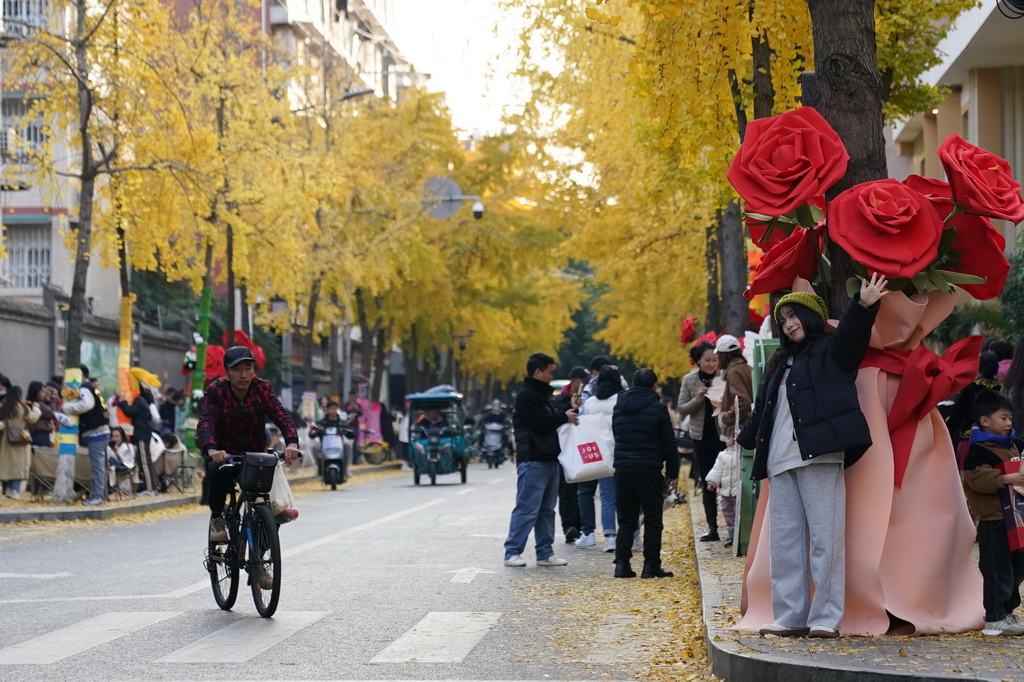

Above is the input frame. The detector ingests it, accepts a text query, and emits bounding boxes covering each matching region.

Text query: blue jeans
[85,436,110,500]
[504,460,560,560]
[577,476,617,535]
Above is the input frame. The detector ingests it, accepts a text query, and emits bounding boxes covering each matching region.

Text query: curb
[689,497,976,682]
[0,461,403,524]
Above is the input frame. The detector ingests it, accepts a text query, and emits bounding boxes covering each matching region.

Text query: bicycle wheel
[207,519,239,611]
[249,504,282,618]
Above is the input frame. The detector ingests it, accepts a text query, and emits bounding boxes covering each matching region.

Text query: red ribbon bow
[860,335,983,488]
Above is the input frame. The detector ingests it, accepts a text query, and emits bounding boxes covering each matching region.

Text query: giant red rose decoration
[729,108,1017,303]
[903,175,1009,300]
[938,135,1024,224]
[744,226,821,299]
[680,316,697,346]
[727,107,849,216]
[828,179,944,279]
[947,217,1009,300]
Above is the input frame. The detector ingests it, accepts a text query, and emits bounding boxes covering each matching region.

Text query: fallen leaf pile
[520,491,722,681]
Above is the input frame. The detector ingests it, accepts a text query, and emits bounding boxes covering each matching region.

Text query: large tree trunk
[355,290,382,389]
[704,222,722,333]
[370,324,389,402]
[302,282,320,393]
[752,33,775,119]
[226,221,235,346]
[718,201,748,335]
[403,324,419,395]
[807,0,888,313]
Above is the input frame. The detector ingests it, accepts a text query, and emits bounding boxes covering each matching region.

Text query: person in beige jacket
[0,385,42,500]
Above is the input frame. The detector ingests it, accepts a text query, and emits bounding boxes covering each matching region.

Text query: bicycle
[205,451,293,618]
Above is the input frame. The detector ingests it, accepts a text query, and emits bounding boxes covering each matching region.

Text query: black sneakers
[699,530,720,542]
[564,527,580,544]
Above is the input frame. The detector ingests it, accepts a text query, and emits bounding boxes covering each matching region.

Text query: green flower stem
[943,203,964,226]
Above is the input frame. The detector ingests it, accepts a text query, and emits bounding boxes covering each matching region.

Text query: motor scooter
[313,422,353,490]
[479,421,508,469]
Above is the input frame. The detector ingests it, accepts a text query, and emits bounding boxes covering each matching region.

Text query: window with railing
[1,97,45,163]
[0,223,51,291]
[1,0,48,35]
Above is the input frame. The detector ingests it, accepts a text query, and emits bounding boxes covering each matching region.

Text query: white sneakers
[602,534,616,552]
[574,532,597,548]
[504,555,567,567]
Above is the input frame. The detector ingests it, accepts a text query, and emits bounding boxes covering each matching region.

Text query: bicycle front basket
[240,452,278,493]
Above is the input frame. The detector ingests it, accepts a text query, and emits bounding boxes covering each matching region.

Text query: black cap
[224,346,255,368]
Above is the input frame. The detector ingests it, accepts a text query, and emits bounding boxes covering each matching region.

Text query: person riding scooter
[309,401,354,488]
[478,400,511,467]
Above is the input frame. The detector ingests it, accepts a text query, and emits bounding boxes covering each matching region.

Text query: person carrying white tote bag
[557,413,615,483]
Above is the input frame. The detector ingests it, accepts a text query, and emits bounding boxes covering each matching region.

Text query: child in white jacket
[706,442,740,547]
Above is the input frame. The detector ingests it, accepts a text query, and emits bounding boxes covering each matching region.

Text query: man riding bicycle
[197,346,300,543]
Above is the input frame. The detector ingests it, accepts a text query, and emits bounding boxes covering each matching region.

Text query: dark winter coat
[122,393,154,443]
[611,386,680,479]
[513,376,569,462]
[738,296,879,481]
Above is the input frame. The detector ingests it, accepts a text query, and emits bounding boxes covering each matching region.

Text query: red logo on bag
[578,442,603,464]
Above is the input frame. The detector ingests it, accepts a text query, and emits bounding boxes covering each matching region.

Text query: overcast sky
[391,0,521,136]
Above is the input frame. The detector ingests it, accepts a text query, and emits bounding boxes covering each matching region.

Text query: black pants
[206,461,239,515]
[614,470,665,565]
[694,439,722,532]
[978,520,1024,622]
[558,468,580,535]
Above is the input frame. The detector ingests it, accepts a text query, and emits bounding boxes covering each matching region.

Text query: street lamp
[424,177,485,220]
[289,88,377,115]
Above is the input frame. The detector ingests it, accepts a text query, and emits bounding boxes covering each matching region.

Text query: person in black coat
[737,275,886,639]
[611,368,680,579]
[123,389,158,495]
[503,352,579,568]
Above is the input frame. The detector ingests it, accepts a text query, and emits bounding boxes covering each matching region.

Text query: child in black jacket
[962,389,1024,636]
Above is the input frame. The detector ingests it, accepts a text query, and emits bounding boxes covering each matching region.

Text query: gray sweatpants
[767,463,845,630]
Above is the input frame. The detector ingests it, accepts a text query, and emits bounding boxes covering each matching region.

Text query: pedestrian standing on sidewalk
[122,388,159,495]
[503,352,578,568]
[677,340,725,542]
[962,390,1024,636]
[0,385,41,499]
[705,435,739,547]
[554,366,588,543]
[61,365,111,506]
[738,276,885,639]
[611,368,680,579]
[576,365,624,552]
[26,381,57,447]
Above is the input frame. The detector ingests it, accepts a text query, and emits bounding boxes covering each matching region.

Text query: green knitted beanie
[774,291,828,325]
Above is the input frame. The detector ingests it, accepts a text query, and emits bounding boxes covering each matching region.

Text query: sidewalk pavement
[0,460,402,524]
[688,490,1024,682]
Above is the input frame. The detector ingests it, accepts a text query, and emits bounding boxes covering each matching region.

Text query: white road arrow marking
[0,572,72,579]
[446,567,496,583]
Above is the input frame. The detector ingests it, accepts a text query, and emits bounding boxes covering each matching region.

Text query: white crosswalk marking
[0,612,180,664]
[155,611,328,663]
[370,611,502,663]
